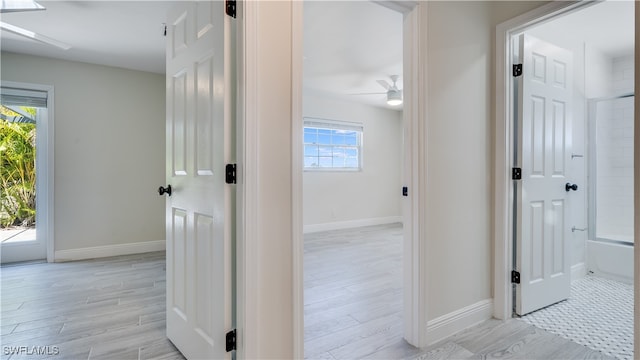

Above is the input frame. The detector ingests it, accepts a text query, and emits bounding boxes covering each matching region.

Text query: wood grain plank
[0,252,185,360]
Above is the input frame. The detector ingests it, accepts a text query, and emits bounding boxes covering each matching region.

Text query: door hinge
[402,186,408,197]
[513,64,523,77]
[225,0,236,18]
[512,167,522,180]
[511,270,521,284]
[225,164,237,184]
[225,329,237,352]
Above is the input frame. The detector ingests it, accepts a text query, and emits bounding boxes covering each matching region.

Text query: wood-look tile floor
[304,223,615,360]
[0,226,617,360]
[0,252,184,360]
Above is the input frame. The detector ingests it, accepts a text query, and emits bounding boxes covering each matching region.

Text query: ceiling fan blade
[0,21,71,50]
[376,80,391,90]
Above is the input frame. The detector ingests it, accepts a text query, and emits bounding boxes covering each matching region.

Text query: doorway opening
[301,1,410,357]
[0,83,53,264]
[499,1,634,358]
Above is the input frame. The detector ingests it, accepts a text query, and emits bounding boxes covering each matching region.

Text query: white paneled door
[514,35,574,316]
[164,2,235,358]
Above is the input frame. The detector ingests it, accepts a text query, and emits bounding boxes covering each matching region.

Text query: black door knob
[158,185,172,196]
[565,183,578,192]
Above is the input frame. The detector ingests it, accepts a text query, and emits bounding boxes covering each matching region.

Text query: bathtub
[587,239,634,284]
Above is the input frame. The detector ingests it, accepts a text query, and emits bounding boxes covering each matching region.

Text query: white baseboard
[303,216,402,234]
[54,240,165,262]
[571,262,587,281]
[425,299,493,345]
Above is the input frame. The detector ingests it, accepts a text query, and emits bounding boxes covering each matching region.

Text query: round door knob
[565,183,578,192]
[158,185,172,196]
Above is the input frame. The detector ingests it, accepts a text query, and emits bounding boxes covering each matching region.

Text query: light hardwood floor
[0,252,184,360]
[304,223,614,360]
[0,225,615,360]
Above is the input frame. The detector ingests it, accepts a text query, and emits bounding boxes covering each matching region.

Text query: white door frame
[239,0,427,355]
[634,5,639,358]
[398,1,429,348]
[289,0,427,351]
[0,80,55,263]
[493,0,632,319]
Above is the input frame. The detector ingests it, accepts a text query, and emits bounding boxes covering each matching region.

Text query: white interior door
[515,34,573,316]
[165,2,235,358]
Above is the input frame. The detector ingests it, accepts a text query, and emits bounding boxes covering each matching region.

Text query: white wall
[303,91,402,231]
[425,1,493,319]
[244,1,552,355]
[0,52,165,257]
[423,0,546,324]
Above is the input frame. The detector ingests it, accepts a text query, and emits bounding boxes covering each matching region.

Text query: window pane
[345,134,357,145]
[318,146,332,157]
[304,132,318,144]
[318,134,331,144]
[318,157,332,167]
[332,135,346,145]
[302,122,362,170]
[333,155,346,167]
[333,147,346,158]
[305,157,318,167]
[304,145,318,157]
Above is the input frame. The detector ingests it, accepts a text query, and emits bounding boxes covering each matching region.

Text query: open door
[514,34,574,316]
[164,2,235,358]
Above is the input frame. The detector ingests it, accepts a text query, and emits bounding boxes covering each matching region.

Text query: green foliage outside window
[0,106,36,228]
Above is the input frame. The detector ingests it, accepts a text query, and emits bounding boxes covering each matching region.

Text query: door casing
[288,0,427,351]
[493,0,619,319]
[0,80,54,263]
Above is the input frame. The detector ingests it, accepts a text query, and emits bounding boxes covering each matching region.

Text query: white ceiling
[0,1,405,110]
[0,1,633,110]
[0,1,175,74]
[303,1,403,111]
[528,0,635,58]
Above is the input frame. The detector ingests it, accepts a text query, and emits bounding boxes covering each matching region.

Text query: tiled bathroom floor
[518,275,633,360]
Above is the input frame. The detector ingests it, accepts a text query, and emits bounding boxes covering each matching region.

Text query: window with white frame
[303,118,363,170]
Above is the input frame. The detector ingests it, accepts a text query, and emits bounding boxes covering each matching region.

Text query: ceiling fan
[352,75,403,106]
[0,0,71,50]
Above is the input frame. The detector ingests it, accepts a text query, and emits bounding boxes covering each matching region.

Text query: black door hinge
[225,0,236,18]
[512,167,522,180]
[225,329,237,352]
[225,164,237,184]
[402,186,408,197]
[511,270,521,284]
[513,64,523,77]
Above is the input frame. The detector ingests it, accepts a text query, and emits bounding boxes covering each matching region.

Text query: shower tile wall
[613,55,634,93]
[596,55,634,241]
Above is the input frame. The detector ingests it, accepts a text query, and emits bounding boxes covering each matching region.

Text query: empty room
[1,1,638,359]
